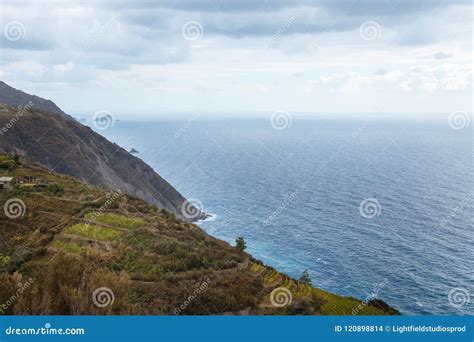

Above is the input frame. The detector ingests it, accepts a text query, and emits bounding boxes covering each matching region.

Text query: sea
[94,114,473,315]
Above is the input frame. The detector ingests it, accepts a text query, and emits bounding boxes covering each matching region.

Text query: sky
[0,0,472,120]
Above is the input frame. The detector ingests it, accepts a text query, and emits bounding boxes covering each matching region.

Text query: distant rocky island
[0,81,398,315]
[0,81,206,221]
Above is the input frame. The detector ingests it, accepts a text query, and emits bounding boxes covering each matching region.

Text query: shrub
[235,236,246,252]
[46,183,64,195]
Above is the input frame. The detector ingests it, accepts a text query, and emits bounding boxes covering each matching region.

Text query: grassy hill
[0,154,398,315]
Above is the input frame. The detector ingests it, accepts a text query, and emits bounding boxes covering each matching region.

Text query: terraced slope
[0,155,398,315]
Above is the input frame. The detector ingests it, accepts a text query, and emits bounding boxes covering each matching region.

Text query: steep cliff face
[0,82,204,220]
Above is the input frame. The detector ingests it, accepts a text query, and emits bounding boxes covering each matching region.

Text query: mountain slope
[0,155,398,315]
[0,82,204,220]
[0,81,68,117]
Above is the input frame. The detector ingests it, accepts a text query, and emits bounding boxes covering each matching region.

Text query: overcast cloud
[0,0,472,118]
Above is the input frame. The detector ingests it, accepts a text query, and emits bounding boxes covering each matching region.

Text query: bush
[235,236,246,252]
[46,183,64,195]
[11,253,132,315]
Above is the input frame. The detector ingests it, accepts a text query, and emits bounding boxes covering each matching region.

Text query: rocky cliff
[0,81,204,220]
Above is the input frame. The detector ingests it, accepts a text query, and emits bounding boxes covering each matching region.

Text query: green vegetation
[314,289,385,315]
[51,240,83,254]
[46,183,64,195]
[84,212,145,230]
[235,236,246,252]
[0,154,399,316]
[250,262,263,274]
[0,155,16,170]
[263,269,281,286]
[0,254,9,267]
[65,224,122,241]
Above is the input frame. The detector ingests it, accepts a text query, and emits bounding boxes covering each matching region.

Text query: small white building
[0,177,14,190]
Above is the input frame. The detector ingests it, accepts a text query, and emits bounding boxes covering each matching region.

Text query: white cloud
[0,0,471,117]
[53,61,74,74]
[314,64,472,92]
[5,61,46,78]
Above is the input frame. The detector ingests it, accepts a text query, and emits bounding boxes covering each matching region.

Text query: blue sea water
[97,115,473,315]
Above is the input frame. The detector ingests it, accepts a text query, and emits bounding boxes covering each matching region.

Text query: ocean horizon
[95,116,473,315]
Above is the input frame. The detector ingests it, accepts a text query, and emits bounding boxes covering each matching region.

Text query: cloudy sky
[0,0,472,119]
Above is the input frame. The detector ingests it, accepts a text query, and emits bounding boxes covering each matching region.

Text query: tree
[235,236,246,252]
[299,269,312,286]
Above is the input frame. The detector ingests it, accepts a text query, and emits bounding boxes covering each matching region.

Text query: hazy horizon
[75,109,469,122]
[0,0,472,120]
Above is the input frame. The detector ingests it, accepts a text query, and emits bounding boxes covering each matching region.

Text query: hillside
[0,81,68,118]
[0,83,205,220]
[0,155,398,315]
